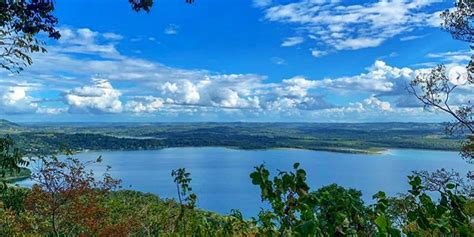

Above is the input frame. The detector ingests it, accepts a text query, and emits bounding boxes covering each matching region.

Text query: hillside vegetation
[0,122,461,154]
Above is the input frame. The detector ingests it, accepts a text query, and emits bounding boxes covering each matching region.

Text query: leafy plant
[24,153,123,236]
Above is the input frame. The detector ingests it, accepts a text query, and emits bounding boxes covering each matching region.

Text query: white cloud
[259,0,443,55]
[164,24,179,35]
[271,57,286,65]
[65,79,122,113]
[0,86,38,114]
[315,60,414,94]
[103,32,124,40]
[335,38,384,50]
[57,27,120,58]
[400,34,428,41]
[4,26,470,121]
[37,107,67,115]
[281,36,304,47]
[427,50,472,63]
[161,80,201,104]
[253,0,272,8]
[364,96,392,111]
[159,74,265,110]
[277,76,318,98]
[308,97,436,122]
[311,49,328,58]
[125,96,164,113]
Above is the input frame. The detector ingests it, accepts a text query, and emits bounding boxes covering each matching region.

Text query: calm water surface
[17,148,469,217]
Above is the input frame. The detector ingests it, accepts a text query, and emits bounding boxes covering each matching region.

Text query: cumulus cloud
[125,96,164,113]
[161,80,201,104]
[257,0,444,56]
[308,97,435,122]
[296,60,415,96]
[4,26,470,122]
[277,76,318,98]
[0,86,38,114]
[65,79,122,113]
[158,74,265,110]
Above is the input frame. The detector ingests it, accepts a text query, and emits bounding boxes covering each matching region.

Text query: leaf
[374,215,389,231]
[295,220,317,235]
[446,183,455,189]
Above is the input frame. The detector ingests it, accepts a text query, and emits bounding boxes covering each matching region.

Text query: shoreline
[76,145,458,156]
[76,145,383,155]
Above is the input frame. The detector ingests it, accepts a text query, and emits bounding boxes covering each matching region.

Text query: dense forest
[0,121,461,154]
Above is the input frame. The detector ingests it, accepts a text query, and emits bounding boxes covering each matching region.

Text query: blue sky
[0,0,472,122]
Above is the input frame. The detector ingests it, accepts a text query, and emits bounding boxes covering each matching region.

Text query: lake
[17,147,470,217]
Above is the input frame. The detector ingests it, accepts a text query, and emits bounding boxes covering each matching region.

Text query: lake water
[17,147,470,217]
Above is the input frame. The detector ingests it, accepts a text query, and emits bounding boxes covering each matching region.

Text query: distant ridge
[0,119,20,129]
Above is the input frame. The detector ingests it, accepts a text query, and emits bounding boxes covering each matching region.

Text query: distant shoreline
[2,121,461,156]
[76,145,459,156]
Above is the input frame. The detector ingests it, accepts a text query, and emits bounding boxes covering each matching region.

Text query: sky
[0,0,472,123]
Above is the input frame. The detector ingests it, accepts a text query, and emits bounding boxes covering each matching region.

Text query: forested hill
[0,121,461,154]
[0,119,20,129]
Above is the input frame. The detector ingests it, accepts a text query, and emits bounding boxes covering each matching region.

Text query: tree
[24,154,122,236]
[0,0,60,73]
[442,0,474,45]
[129,0,194,13]
[409,0,473,162]
[0,136,28,189]
[250,163,472,236]
[0,0,194,73]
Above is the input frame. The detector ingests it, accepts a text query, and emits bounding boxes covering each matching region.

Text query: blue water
[17,148,470,217]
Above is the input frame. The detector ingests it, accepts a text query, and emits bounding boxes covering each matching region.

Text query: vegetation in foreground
[0,137,473,236]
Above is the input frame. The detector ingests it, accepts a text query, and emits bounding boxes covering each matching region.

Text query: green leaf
[446,183,455,189]
[374,215,389,231]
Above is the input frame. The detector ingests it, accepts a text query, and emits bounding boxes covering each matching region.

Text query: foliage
[370,175,474,236]
[0,138,472,236]
[251,163,473,236]
[23,153,123,236]
[410,65,473,136]
[410,0,473,163]
[312,184,372,235]
[403,175,471,235]
[0,0,472,236]
[250,163,373,236]
[171,167,197,233]
[104,190,255,236]
[0,152,256,236]
[129,0,194,13]
[172,167,197,209]
[0,136,28,191]
[250,163,317,236]
[442,0,474,44]
[462,135,474,163]
[413,168,473,195]
[0,0,60,73]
